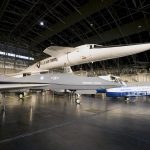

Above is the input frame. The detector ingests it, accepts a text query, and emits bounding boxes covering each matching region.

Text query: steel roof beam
[31,0,115,47]
[10,0,41,35]
[19,0,64,39]
[73,17,150,46]
[0,0,9,19]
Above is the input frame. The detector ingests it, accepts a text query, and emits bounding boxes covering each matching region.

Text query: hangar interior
[0,0,150,150]
[0,0,150,78]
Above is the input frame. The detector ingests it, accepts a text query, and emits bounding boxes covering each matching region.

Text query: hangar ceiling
[0,0,150,70]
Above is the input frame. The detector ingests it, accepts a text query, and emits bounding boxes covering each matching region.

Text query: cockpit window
[93,44,103,48]
[90,44,103,49]
[110,76,116,80]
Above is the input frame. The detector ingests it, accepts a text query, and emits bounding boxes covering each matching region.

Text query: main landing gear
[75,94,81,104]
[18,92,28,99]
[72,91,80,104]
[19,93,24,99]
[125,97,129,101]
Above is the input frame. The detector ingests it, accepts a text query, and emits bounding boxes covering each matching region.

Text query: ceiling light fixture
[40,21,44,26]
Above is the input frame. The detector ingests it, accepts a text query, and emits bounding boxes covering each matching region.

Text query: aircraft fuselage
[24,43,150,73]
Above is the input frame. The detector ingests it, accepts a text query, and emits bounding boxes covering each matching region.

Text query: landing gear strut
[1,92,6,112]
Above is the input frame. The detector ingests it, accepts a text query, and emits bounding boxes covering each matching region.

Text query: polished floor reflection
[0,92,150,150]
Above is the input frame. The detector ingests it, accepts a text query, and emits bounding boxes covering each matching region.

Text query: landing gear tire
[42,92,45,96]
[125,97,130,103]
[19,93,24,99]
[75,98,80,104]
[124,97,129,101]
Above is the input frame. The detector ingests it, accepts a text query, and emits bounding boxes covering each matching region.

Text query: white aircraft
[105,86,150,100]
[96,77,150,100]
[12,43,150,77]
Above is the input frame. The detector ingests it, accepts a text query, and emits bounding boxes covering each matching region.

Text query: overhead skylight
[0,51,34,60]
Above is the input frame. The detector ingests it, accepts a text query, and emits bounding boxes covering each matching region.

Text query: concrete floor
[0,92,150,150]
